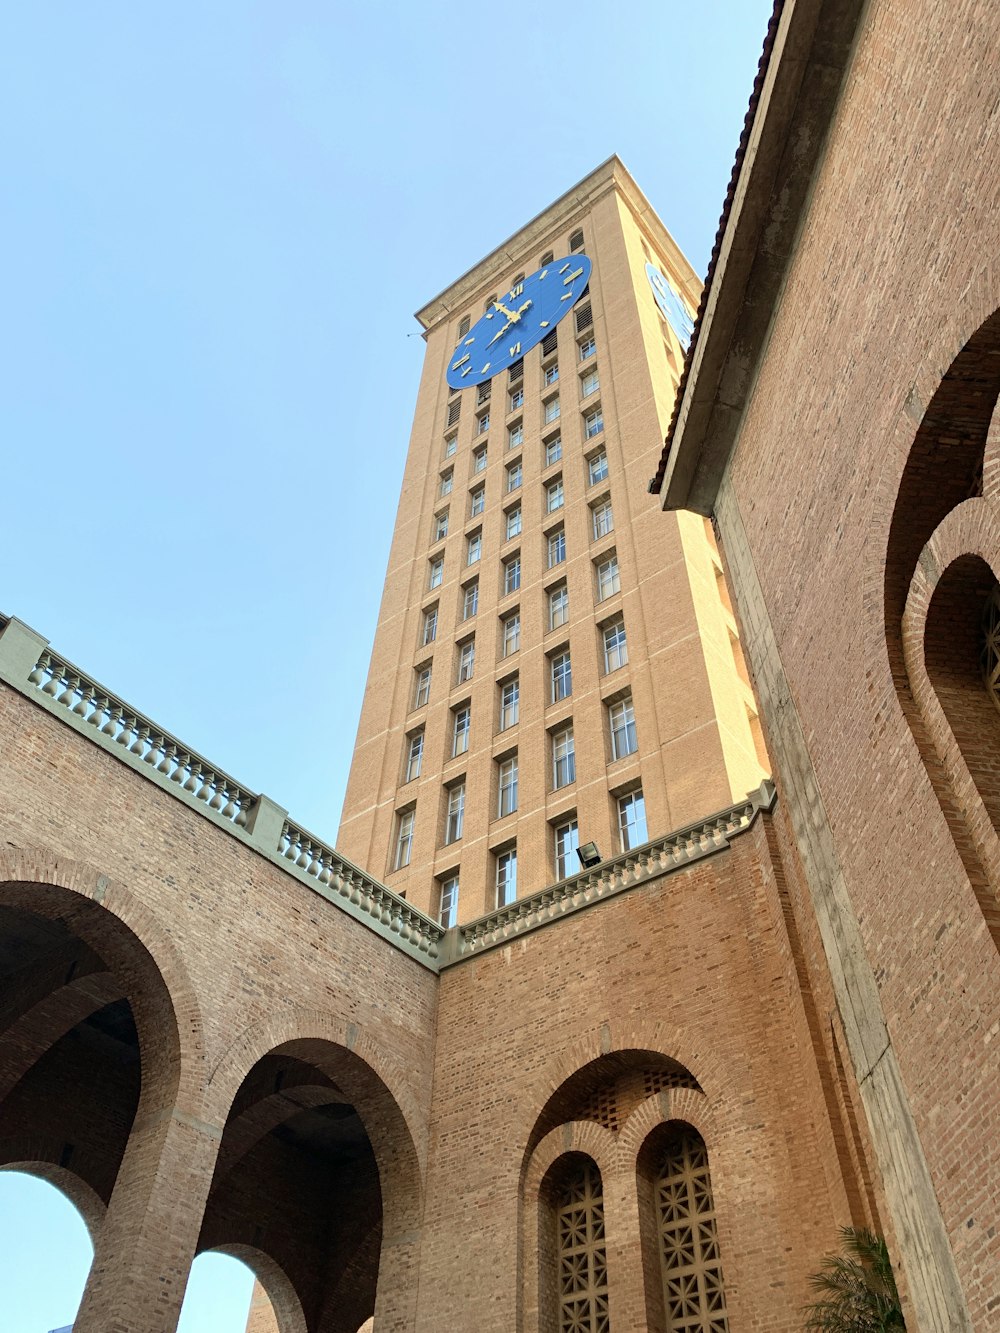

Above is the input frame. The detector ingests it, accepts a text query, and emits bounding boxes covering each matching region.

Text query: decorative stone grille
[557,1159,609,1333]
[656,1128,729,1333]
[980,585,1000,711]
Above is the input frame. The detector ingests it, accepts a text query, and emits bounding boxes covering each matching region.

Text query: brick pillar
[74,1106,221,1333]
[372,1232,420,1333]
[604,1163,651,1332]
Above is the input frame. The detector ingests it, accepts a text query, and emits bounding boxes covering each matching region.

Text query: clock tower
[337,156,768,924]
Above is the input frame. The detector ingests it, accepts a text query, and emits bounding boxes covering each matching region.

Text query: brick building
[337,157,766,925]
[0,2,997,1331]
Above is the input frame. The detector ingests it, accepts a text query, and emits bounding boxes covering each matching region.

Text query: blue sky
[0,3,772,1328]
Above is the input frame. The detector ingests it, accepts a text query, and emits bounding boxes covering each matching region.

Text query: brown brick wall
[711,0,1000,1322]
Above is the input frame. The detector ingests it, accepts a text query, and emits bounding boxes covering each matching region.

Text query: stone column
[74,1106,221,1333]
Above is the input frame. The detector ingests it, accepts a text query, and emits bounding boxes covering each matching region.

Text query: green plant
[803,1227,906,1332]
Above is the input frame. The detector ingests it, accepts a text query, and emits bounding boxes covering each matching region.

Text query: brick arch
[206,1008,425,1236]
[521,1128,615,1333]
[523,1121,618,1202]
[0,849,204,1115]
[516,1023,739,1170]
[209,1243,308,1333]
[616,1086,717,1167]
[863,275,1000,735]
[0,1142,107,1242]
[900,505,1000,950]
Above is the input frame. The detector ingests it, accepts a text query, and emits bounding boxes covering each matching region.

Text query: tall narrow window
[438,874,459,928]
[500,677,520,730]
[579,333,596,360]
[545,434,563,466]
[507,459,523,492]
[394,808,415,870]
[584,405,604,438]
[470,485,486,517]
[551,651,572,702]
[445,783,465,844]
[510,385,524,411]
[498,755,518,818]
[502,611,521,657]
[545,396,561,425]
[429,556,444,589]
[596,554,620,601]
[581,367,600,398]
[467,530,482,565]
[422,606,438,645]
[457,639,475,683]
[452,704,471,757]
[544,361,560,386]
[506,504,522,539]
[413,664,432,708]
[553,1157,608,1333]
[404,731,424,783]
[440,468,454,496]
[554,818,580,879]
[548,527,566,568]
[547,477,565,512]
[588,449,608,485]
[651,1126,729,1332]
[509,421,524,449]
[476,415,490,440]
[549,583,569,630]
[496,846,517,906]
[569,228,585,252]
[434,510,449,540]
[591,498,614,539]
[618,789,648,850]
[504,554,521,595]
[553,726,576,789]
[609,696,637,759]
[463,581,479,620]
[603,619,627,672]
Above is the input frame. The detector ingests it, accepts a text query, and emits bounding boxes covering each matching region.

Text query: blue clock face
[645,262,694,349]
[446,255,593,389]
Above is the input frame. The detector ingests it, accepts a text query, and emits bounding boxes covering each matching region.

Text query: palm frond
[803,1227,906,1332]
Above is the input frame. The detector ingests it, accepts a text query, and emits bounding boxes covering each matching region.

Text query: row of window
[427,493,614,589]
[445,399,604,468]
[437,443,608,522]
[419,551,621,651]
[408,620,628,736]
[416,789,647,925]
[471,341,598,414]
[406,685,636,783]
[453,231,587,342]
[470,369,600,439]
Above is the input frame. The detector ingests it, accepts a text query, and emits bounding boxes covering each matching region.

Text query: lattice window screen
[556,1159,610,1333]
[980,586,1000,712]
[656,1129,729,1333]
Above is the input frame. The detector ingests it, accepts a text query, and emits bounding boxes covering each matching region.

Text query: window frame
[554,817,580,880]
[394,807,415,870]
[452,703,471,757]
[495,846,518,906]
[602,618,628,673]
[444,782,465,844]
[499,676,520,730]
[550,650,573,703]
[552,725,576,789]
[617,788,648,850]
[609,695,638,761]
[596,553,620,601]
[404,730,424,783]
[549,582,569,631]
[497,755,518,819]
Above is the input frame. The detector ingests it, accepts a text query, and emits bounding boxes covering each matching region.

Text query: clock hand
[492,299,518,321]
[487,319,514,346]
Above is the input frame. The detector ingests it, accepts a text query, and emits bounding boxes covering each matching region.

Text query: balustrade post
[0,617,49,686]
[244,793,288,855]
[74,1101,222,1333]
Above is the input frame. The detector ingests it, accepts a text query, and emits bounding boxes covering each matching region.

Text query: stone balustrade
[439,791,773,966]
[0,614,772,974]
[279,819,443,959]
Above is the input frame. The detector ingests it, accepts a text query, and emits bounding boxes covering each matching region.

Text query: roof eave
[657,0,869,516]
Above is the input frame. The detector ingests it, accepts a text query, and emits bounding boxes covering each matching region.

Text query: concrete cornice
[657,0,868,515]
[415,155,700,335]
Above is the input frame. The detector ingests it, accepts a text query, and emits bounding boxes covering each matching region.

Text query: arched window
[640,1124,728,1333]
[542,1154,609,1333]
